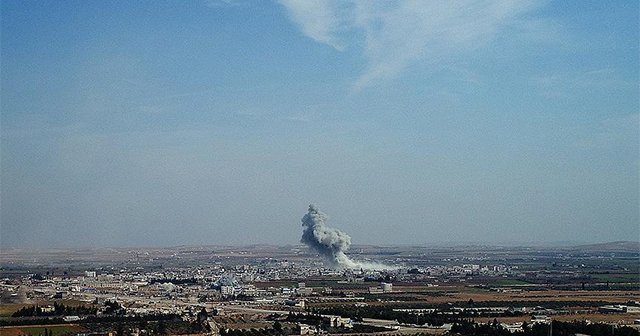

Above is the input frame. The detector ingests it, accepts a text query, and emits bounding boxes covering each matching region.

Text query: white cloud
[279,0,545,89]
[278,0,351,50]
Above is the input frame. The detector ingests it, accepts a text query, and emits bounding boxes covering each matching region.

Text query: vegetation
[12,302,97,317]
[311,305,453,326]
[7,325,84,336]
[310,301,615,325]
[450,319,640,336]
[489,279,533,286]
[0,313,181,327]
[219,325,293,336]
[149,278,199,285]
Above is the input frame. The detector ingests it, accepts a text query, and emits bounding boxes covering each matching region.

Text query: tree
[138,317,148,331]
[116,321,124,336]
[272,321,282,334]
[521,321,529,334]
[156,319,167,335]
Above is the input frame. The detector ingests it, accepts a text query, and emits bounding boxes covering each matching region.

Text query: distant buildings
[369,282,392,294]
[599,305,640,314]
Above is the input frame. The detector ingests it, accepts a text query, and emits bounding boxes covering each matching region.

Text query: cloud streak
[279,0,351,50]
[280,0,545,89]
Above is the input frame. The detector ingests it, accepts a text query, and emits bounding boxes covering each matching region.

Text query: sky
[1,0,638,248]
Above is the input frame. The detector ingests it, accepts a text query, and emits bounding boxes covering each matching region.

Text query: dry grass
[388,288,640,304]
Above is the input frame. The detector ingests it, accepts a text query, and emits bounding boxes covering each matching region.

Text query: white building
[220,286,234,296]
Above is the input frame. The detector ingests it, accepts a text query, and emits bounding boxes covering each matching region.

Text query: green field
[489,279,533,286]
[0,324,86,336]
[590,273,640,283]
[17,326,73,336]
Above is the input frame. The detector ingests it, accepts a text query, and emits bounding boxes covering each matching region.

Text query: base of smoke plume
[348,260,401,271]
[312,249,401,270]
[329,252,400,270]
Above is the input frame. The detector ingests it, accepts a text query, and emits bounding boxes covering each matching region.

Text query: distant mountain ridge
[571,240,639,252]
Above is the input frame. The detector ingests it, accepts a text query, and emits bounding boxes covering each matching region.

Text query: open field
[590,273,640,283]
[378,287,640,304]
[0,304,32,318]
[0,324,86,336]
[307,286,640,326]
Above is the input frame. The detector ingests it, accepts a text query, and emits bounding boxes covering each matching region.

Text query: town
[1,242,639,335]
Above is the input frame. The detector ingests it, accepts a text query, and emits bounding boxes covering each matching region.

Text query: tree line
[450,319,639,336]
[12,302,97,317]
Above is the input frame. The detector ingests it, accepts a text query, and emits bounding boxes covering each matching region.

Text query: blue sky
[1,0,638,247]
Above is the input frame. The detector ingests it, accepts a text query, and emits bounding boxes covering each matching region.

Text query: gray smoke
[300,205,401,270]
[300,204,358,269]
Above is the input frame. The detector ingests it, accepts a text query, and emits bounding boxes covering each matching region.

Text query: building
[369,283,392,294]
[531,315,550,323]
[368,287,383,294]
[599,305,630,313]
[220,286,234,296]
[298,323,316,335]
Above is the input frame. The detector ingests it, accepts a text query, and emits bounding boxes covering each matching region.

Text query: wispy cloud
[278,0,351,50]
[279,0,546,89]
[531,67,635,98]
[205,0,247,8]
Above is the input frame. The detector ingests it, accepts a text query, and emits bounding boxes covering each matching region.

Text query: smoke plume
[300,204,358,268]
[300,205,401,270]
[301,204,358,269]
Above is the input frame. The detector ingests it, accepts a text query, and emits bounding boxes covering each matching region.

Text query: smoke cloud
[301,204,357,268]
[300,204,397,270]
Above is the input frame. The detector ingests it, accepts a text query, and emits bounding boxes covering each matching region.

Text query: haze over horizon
[1,1,638,248]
